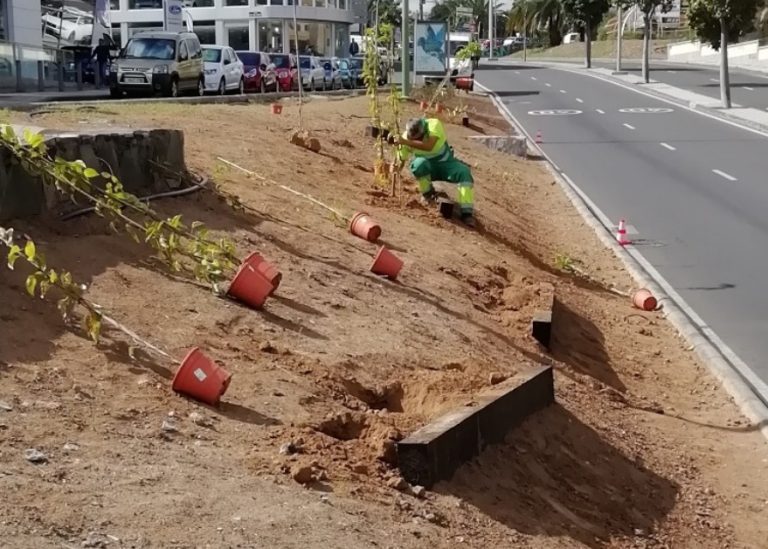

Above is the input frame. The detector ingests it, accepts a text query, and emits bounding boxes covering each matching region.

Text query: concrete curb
[397,365,554,488]
[476,81,768,441]
[3,88,369,112]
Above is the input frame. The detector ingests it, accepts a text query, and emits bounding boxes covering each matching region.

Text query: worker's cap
[406,118,427,140]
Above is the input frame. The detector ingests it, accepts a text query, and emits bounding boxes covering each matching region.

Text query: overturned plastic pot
[371,246,403,280]
[227,256,277,309]
[242,252,282,293]
[419,101,428,111]
[172,347,232,406]
[349,212,382,242]
[271,103,283,114]
[632,288,657,311]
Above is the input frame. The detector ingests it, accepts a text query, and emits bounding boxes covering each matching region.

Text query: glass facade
[224,0,248,5]
[258,20,283,53]
[288,21,331,56]
[0,0,6,42]
[227,25,249,50]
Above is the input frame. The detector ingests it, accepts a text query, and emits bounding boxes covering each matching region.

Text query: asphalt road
[476,63,768,394]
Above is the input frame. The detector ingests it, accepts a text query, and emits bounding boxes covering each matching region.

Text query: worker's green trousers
[409,147,474,215]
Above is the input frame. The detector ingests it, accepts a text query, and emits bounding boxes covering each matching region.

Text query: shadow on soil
[441,404,678,548]
[550,300,625,393]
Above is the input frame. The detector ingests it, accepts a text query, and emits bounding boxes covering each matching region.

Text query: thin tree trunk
[585,20,592,68]
[642,13,651,83]
[719,16,731,108]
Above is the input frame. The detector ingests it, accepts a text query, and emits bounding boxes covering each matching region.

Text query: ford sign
[168,5,182,14]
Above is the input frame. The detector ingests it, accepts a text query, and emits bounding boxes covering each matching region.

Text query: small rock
[352,463,368,475]
[136,377,152,387]
[272,390,285,397]
[188,412,213,428]
[81,532,107,548]
[291,465,314,485]
[411,485,426,498]
[634,528,647,537]
[489,373,508,385]
[63,443,80,453]
[161,420,178,433]
[24,448,47,464]
[320,494,330,504]
[259,341,278,354]
[0,401,12,412]
[279,442,299,455]
[386,476,409,492]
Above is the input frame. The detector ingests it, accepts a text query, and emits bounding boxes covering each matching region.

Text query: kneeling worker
[393,117,476,227]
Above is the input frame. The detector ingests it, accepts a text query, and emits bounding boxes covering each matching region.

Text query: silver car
[109,31,204,98]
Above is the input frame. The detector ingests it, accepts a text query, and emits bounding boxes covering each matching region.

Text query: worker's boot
[460,212,476,228]
[420,188,438,206]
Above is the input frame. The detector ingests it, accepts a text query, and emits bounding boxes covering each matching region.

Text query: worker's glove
[386,134,398,146]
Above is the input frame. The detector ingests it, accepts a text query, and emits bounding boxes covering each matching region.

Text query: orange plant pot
[419,101,428,111]
[242,252,282,294]
[632,288,657,311]
[456,76,474,91]
[435,103,445,113]
[172,347,232,406]
[370,246,403,280]
[349,212,382,242]
[227,257,276,309]
[271,104,283,114]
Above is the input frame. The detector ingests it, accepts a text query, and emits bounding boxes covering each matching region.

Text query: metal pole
[488,0,493,60]
[37,60,44,92]
[523,8,527,62]
[616,5,622,72]
[401,0,410,95]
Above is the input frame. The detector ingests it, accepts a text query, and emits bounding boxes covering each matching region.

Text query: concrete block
[468,135,528,158]
[531,287,557,349]
[397,365,554,487]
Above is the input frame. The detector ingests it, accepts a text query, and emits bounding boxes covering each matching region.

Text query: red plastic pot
[172,347,232,406]
[271,103,283,114]
[456,77,473,91]
[370,246,403,280]
[419,101,428,111]
[349,212,382,242]
[632,288,657,311]
[435,103,445,113]
[242,252,282,294]
[228,257,276,309]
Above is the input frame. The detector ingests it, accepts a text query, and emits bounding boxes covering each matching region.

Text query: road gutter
[475,80,768,440]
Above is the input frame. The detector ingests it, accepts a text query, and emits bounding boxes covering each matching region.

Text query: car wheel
[260,78,266,93]
[169,77,179,98]
[109,87,121,99]
[197,77,204,97]
[322,78,327,91]
[238,78,244,95]
[218,78,226,95]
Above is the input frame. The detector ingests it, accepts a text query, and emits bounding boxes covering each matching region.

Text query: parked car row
[107,29,376,99]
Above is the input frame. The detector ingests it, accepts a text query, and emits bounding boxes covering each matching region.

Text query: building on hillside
[108,0,355,57]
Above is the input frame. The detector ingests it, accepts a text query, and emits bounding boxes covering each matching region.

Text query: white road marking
[514,71,520,74]
[545,83,552,87]
[531,76,537,80]
[559,89,567,94]
[743,86,754,91]
[667,70,677,74]
[595,108,605,114]
[623,123,636,130]
[710,78,719,82]
[712,169,737,181]
[660,142,676,151]
[575,98,584,103]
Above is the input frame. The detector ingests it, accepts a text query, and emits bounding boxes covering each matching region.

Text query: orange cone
[535,130,542,144]
[616,219,631,246]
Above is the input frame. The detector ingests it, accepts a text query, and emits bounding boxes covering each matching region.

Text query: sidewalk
[0,89,110,109]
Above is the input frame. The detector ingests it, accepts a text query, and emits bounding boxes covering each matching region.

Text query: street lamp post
[488,0,494,60]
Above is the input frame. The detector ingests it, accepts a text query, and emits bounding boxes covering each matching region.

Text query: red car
[269,53,298,92]
[236,51,277,93]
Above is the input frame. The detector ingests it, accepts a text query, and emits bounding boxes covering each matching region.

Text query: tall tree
[561,0,611,68]
[688,0,759,108]
[621,0,674,83]
[507,0,566,47]
[368,0,402,28]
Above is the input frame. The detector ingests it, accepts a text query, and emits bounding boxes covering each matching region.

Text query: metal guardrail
[0,41,104,94]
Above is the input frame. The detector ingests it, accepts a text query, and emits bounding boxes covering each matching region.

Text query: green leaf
[85,312,102,342]
[24,240,35,261]
[83,168,99,179]
[39,279,50,298]
[25,274,38,297]
[48,269,58,284]
[7,244,21,269]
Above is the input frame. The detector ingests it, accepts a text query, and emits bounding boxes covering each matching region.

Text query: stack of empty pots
[227,252,283,309]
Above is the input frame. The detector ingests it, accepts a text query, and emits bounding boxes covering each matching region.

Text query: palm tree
[507,0,565,47]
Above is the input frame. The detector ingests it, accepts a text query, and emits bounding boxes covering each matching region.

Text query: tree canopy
[688,0,760,50]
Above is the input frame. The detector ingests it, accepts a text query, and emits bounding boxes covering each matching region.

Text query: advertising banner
[414,21,447,74]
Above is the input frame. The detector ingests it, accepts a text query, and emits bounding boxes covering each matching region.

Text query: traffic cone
[535,130,542,144]
[616,219,631,246]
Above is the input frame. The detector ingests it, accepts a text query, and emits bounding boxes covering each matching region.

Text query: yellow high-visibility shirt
[398,118,448,162]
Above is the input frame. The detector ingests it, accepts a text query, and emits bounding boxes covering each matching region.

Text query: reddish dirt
[0,94,766,549]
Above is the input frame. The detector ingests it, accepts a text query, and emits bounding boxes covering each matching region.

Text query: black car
[351,55,388,86]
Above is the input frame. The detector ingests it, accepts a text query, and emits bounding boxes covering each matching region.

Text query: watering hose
[60,174,209,221]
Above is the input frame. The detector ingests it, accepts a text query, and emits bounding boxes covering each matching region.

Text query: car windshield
[299,57,311,69]
[449,41,468,56]
[338,60,349,70]
[271,54,290,69]
[348,58,362,69]
[237,52,259,66]
[202,48,222,63]
[123,38,176,60]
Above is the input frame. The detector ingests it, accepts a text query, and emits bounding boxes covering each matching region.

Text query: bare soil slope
[0,94,766,549]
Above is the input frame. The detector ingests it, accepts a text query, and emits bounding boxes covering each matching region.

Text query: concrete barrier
[0,126,186,221]
[468,134,528,158]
